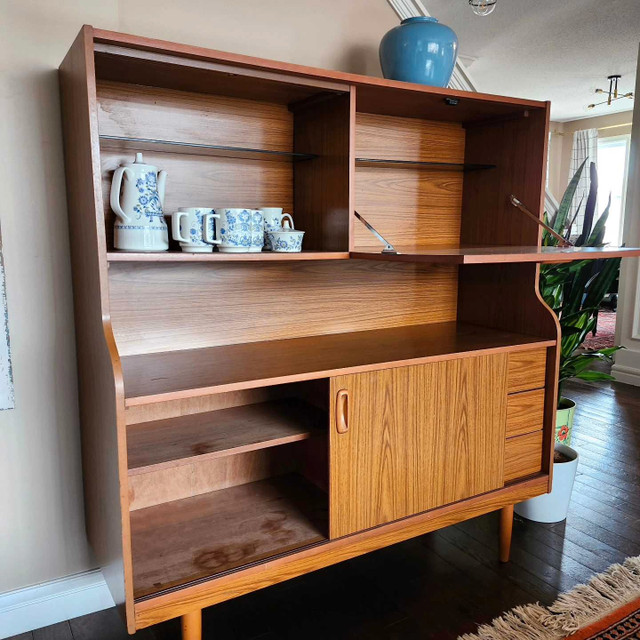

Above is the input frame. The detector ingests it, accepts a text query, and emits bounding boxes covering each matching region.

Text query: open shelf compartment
[131,473,328,599]
[96,70,351,254]
[120,322,556,406]
[127,398,327,475]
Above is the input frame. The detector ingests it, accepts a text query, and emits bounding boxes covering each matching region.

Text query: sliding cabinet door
[329,354,508,538]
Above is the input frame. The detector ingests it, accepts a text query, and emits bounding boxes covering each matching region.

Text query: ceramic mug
[260,208,294,250]
[216,208,264,253]
[170,208,220,253]
[266,229,305,253]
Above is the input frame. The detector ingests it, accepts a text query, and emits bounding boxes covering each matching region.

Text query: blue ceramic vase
[379,17,458,88]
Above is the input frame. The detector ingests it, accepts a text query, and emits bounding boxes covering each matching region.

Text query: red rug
[583,310,617,351]
[569,595,640,639]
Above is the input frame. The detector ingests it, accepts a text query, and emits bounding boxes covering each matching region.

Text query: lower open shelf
[130,473,328,600]
[127,399,327,474]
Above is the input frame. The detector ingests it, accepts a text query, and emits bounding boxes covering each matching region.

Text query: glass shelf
[99,135,318,162]
[355,158,495,171]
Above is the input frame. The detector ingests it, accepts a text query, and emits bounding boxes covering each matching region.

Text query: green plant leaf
[576,162,598,245]
[573,370,617,382]
[583,257,621,309]
[587,194,611,246]
[552,158,588,234]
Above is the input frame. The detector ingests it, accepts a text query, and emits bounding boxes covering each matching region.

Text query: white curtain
[568,128,598,236]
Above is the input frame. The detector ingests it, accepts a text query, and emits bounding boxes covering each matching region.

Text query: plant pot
[514,444,578,523]
[379,17,458,87]
[556,398,576,445]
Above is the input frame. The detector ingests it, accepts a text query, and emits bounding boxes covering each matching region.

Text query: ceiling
[423,0,638,122]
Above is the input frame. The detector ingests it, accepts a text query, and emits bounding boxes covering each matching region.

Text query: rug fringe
[458,555,640,640]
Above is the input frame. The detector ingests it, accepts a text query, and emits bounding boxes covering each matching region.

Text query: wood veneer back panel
[108,261,458,355]
[97,81,293,149]
[353,113,464,250]
[293,92,352,251]
[461,107,550,247]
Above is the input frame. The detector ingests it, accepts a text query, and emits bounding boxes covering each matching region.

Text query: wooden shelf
[350,245,640,265]
[355,158,495,171]
[99,134,317,162]
[121,322,556,406]
[107,251,349,262]
[130,474,327,599]
[127,399,327,475]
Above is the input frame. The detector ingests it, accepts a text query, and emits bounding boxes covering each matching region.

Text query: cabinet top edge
[86,26,548,111]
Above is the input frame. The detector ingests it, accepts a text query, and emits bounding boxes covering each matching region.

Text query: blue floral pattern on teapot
[133,172,165,223]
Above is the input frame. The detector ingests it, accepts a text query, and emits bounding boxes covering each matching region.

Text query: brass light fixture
[588,75,634,110]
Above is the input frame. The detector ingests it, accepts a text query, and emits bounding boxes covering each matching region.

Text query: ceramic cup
[266,229,305,253]
[216,208,264,253]
[260,208,294,250]
[170,207,220,253]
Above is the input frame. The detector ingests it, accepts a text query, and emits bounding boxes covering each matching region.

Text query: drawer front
[504,431,543,482]
[506,388,545,438]
[507,349,547,393]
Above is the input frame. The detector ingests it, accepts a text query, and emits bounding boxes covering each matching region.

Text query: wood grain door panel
[329,354,508,538]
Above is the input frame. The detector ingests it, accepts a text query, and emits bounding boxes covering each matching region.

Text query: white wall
[0,0,398,594]
[547,111,633,202]
[613,46,640,386]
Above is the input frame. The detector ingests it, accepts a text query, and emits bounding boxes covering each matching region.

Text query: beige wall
[548,110,633,201]
[0,0,398,593]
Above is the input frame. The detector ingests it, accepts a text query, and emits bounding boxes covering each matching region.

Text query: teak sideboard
[59,25,640,639]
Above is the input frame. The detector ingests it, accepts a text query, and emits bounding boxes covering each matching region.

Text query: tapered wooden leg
[181,609,202,640]
[499,504,514,563]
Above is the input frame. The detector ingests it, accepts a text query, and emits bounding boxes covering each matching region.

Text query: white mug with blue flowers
[260,208,294,250]
[215,208,264,253]
[170,208,221,253]
[110,153,169,252]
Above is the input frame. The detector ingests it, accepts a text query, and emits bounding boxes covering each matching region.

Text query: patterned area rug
[569,596,640,639]
[459,556,640,640]
[582,310,617,351]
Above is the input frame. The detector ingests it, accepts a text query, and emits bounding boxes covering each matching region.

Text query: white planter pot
[514,444,578,523]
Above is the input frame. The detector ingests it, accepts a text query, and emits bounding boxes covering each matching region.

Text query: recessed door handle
[336,389,349,434]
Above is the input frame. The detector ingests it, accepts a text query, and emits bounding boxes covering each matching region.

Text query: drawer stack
[504,349,547,482]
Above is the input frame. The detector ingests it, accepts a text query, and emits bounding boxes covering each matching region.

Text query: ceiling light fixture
[469,0,496,17]
[588,75,634,110]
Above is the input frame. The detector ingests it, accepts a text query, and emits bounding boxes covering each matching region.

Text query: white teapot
[110,153,169,251]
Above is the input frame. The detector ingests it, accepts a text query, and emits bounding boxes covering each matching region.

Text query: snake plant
[540,159,622,402]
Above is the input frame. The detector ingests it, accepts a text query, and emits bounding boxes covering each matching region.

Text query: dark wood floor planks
[9,374,640,640]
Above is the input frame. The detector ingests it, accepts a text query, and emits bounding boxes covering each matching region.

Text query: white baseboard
[0,570,115,638]
[611,363,640,387]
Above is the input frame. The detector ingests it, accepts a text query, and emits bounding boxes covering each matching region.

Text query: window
[597,135,631,245]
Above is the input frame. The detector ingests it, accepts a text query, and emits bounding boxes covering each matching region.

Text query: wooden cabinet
[58,25,640,639]
[330,355,508,537]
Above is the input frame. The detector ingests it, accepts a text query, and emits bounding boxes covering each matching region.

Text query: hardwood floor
[11,374,640,640]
